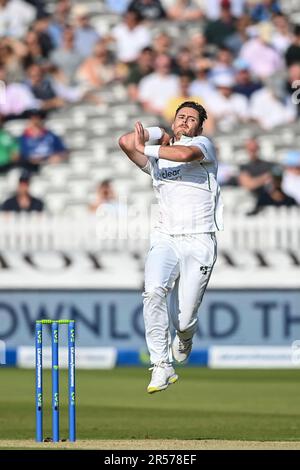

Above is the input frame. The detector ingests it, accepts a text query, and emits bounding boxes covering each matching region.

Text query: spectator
[249,165,297,215]
[125,46,154,101]
[48,65,101,105]
[205,0,237,48]
[26,62,89,106]
[50,27,83,85]
[31,14,54,58]
[89,179,117,212]
[271,13,292,55]
[138,54,179,115]
[238,137,275,196]
[0,66,40,118]
[19,109,68,172]
[0,37,26,82]
[152,31,173,56]
[172,47,195,78]
[204,0,245,20]
[22,30,49,68]
[110,10,151,64]
[188,32,210,61]
[72,4,100,58]
[0,0,36,38]
[285,24,300,67]
[1,169,44,212]
[233,58,262,99]
[0,114,19,173]
[167,0,203,22]
[225,13,251,54]
[239,21,284,80]
[210,46,235,81]
[163,74,215,135]
[47,0,71,48]
[282,151,300,204]
[250,77,296,130]
[25,64,66,110]
[77,40,117,89]
[249,0,281,23]
[128,0,166,21]
[206,74,248,131]
[189,58,215,101]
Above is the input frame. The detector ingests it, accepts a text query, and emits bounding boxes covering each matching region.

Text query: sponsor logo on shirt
[159,168,182,181]
[200,266,210,275]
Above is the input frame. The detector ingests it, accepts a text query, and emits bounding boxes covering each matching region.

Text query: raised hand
[134,121,146,154]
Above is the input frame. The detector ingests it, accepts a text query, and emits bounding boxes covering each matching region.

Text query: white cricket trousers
[143,231,217,365]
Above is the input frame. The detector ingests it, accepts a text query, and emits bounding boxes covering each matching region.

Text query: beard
[174,124,201,140]
[175,127,192,139]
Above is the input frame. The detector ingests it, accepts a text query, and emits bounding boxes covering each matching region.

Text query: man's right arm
[118,131,148,169]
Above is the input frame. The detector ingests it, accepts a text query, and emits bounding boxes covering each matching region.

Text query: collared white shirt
[142,135,223,234]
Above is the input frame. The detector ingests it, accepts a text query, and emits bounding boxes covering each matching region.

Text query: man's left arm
[134,121,205,163]
[152,144,204,163]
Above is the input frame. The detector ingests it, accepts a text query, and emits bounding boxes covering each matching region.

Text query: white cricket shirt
[142,135,223,234]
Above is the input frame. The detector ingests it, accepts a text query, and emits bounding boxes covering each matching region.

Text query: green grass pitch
[0,368,300,441]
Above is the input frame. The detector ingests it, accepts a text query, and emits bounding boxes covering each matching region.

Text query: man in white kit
[119,101,223,394]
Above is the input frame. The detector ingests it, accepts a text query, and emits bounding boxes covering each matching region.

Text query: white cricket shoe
[147,362,178,394]
[172,334,192,363]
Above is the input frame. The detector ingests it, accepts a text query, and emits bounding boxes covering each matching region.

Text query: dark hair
[125,9,143,23]
[19,169,32,183]
[25,108,47,119]
[100,179,112,187]
[141,46,154,54]
[175,101,208,127]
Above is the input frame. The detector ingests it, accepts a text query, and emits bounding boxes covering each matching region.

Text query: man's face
[124,12,138,28]
[77,14,89,27]
[27,66,42,85]
[29,115,44,128]
[17,181,30,196]
[218,85,232,98]
[236,69,250,84]
[246,138,259,158]
[172,107,201,139]
[154,56,171,76]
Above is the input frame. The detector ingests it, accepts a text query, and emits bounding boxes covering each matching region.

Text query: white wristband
[144,145,161,159]
[145,126,163,141]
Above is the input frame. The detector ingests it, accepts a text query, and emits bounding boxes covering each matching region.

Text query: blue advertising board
[0,289,299,349]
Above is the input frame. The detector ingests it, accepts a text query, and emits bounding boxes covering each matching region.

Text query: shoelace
[149,361,168,371]
[178,338,191,352]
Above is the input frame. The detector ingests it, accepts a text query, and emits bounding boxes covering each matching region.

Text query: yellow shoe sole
[147,374,178,394]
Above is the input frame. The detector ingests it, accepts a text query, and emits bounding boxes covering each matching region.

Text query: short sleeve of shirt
[1,198,16,211]
[50,132,66,153]
[189,136,216,163]
[141,155,158,175]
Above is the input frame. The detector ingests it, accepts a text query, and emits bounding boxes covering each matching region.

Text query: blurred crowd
[0,0,300,214]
